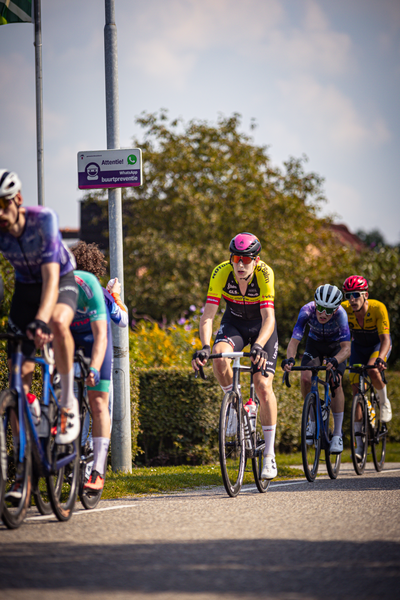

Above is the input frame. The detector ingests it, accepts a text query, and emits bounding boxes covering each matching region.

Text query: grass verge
[101,442,400,500]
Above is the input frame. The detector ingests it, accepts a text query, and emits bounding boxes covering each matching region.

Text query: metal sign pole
[33,0,44,205]
[104,0,132,473]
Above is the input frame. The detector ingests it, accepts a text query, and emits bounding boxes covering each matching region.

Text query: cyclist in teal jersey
[71,270,111,492]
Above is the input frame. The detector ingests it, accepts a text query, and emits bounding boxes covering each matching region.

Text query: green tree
[82,111,359,347]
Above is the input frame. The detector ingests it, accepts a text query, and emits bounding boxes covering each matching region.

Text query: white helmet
[0,170,22,200]
[314,284,343,309]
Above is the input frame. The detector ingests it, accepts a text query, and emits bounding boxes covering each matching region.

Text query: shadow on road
[1,538,399,598]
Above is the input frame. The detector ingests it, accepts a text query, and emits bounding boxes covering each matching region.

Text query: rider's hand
[326,356,339,370]
[86,366,100,388]
[191,345,211,371]
[26,319,53,349]
[281,357,295,372]
[250,343,268,371]
[107,277,121,295]
[374,357,387,371]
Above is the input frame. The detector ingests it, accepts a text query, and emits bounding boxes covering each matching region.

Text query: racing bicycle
[283,365,341,483]
[348,364,388,475]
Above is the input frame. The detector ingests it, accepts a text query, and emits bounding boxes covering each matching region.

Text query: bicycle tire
[219,391,245,497]
[78,394,105,510]
[32,391,60,515]
[301,393,321,482]
[46,403,80,521]
[325,406,341,479]
[350,394,368,475]
[250,403,269,493]
[371,391,386,472]
[0,389,32,530]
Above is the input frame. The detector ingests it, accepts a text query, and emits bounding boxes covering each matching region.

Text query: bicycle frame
[350,364,387,444]
[6,337,77,475]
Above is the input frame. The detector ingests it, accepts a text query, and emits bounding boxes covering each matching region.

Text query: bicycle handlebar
[347,363,387,385]
[195,351,268,380]
[282,365,340,391]
[0,332,54,366]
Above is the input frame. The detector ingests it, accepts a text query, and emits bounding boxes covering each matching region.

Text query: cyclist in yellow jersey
[192,233,279,480]
[342,275,392,450]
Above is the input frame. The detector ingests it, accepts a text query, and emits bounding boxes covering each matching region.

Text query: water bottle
[27,393,41,426]
[244,399,257,432]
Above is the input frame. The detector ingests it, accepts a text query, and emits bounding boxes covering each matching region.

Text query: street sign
[77,148,142,189]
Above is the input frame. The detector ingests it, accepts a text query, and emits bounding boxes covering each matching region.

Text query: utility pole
[33,0,44,205]
[104,0,132,472]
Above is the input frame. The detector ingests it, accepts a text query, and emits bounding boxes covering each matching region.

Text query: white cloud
[277,75,390,148]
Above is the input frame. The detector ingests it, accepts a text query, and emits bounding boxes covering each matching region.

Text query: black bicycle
[199,351,269,497]
[283,366,341,483]
[348,364,388,475]
[74,349,106,510]
[0,334,79,528]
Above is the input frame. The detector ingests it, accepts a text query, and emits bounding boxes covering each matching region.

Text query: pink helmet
[229,232,261,257]
[343,275,368,293]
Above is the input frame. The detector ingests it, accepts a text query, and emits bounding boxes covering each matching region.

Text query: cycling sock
[221,384,233,394]
[332,412,344,437]
[262,424,276,457]
[92,437,110,476]
[376,385,388,405]
[59,368,77,410]
[354,421,362,434]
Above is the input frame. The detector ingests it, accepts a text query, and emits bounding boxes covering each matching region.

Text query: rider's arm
[199,302,219,348]
[36,262,60,322]
[378,333,391,366]
[282,338,300,371]
[86,319,108,387]
[326,340,351,369]
[254,306,275,348]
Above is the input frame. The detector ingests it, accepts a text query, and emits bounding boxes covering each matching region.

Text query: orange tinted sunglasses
[231,255,254,265]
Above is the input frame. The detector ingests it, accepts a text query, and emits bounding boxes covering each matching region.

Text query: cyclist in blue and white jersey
[282,284,351,454]
[70,242,128,492]
[0,170,79,451]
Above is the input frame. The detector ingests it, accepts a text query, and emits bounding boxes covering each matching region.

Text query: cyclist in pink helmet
[192,232,279,480]
[342,276,392,451]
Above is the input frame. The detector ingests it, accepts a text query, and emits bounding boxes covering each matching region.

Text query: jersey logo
[75,275,94,299]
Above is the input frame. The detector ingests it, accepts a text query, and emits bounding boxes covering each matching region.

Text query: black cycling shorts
[214,316,278,375]
[301,337,346,377]
[7,270,78,357]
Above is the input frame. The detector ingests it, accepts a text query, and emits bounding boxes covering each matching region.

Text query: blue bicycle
[283,365,341,482]
[0,333,80,529]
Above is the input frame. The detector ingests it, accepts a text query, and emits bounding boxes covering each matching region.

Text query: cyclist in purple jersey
[0,170,79,455]
[282,284,351,455]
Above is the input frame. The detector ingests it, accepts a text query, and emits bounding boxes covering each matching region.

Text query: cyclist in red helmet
[191,232,279,480]
[342,275,392,457]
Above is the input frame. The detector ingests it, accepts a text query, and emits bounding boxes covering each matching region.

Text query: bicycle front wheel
[219,392,245,497]
[79,396,104,510]
[301,393,321,482]
[325,408,341,480]
[0,389,32,530]
[371,392,387,472]
[350,394,368,475]
[251,403,269,493]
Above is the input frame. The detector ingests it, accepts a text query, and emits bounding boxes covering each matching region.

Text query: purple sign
[77,149,142,189]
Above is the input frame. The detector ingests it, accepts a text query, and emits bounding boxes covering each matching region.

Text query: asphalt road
[1,462,399,600]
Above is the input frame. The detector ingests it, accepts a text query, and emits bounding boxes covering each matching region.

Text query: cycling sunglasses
[315,304,336,315]
[0,197,12,210]
[231,255,254,265]
[344,291,365,300]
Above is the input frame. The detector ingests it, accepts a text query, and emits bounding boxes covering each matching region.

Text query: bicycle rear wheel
[350,394,368,476]
[0,389,32,530]
[301,393,321,482]
[251,403,269,493]
[371,392,387,472]
[219,391,245,497]
[325,408,341,479]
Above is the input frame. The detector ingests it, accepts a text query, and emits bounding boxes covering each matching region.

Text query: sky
[1,0,399,243]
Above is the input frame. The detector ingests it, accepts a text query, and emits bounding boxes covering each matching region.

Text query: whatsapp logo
[127,154,137,165]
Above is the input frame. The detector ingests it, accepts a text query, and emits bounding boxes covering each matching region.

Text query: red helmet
[229,232,261,257]
[343,275,368,293]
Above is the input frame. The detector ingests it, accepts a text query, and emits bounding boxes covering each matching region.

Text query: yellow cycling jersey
[341,298,390,346]
[206,260,275,320]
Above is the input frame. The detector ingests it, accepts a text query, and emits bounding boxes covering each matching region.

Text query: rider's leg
[254,372,277,454]
[212,341,234,391]
[85,390,110,490]
[50,302,76,409]
[368,352,391,422]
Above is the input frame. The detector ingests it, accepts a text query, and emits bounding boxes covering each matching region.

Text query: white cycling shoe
[261,455,278,480]
[306,421,315,445]
[330,435,343,454]
[380,400,392,423]
[55,398,80,444]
